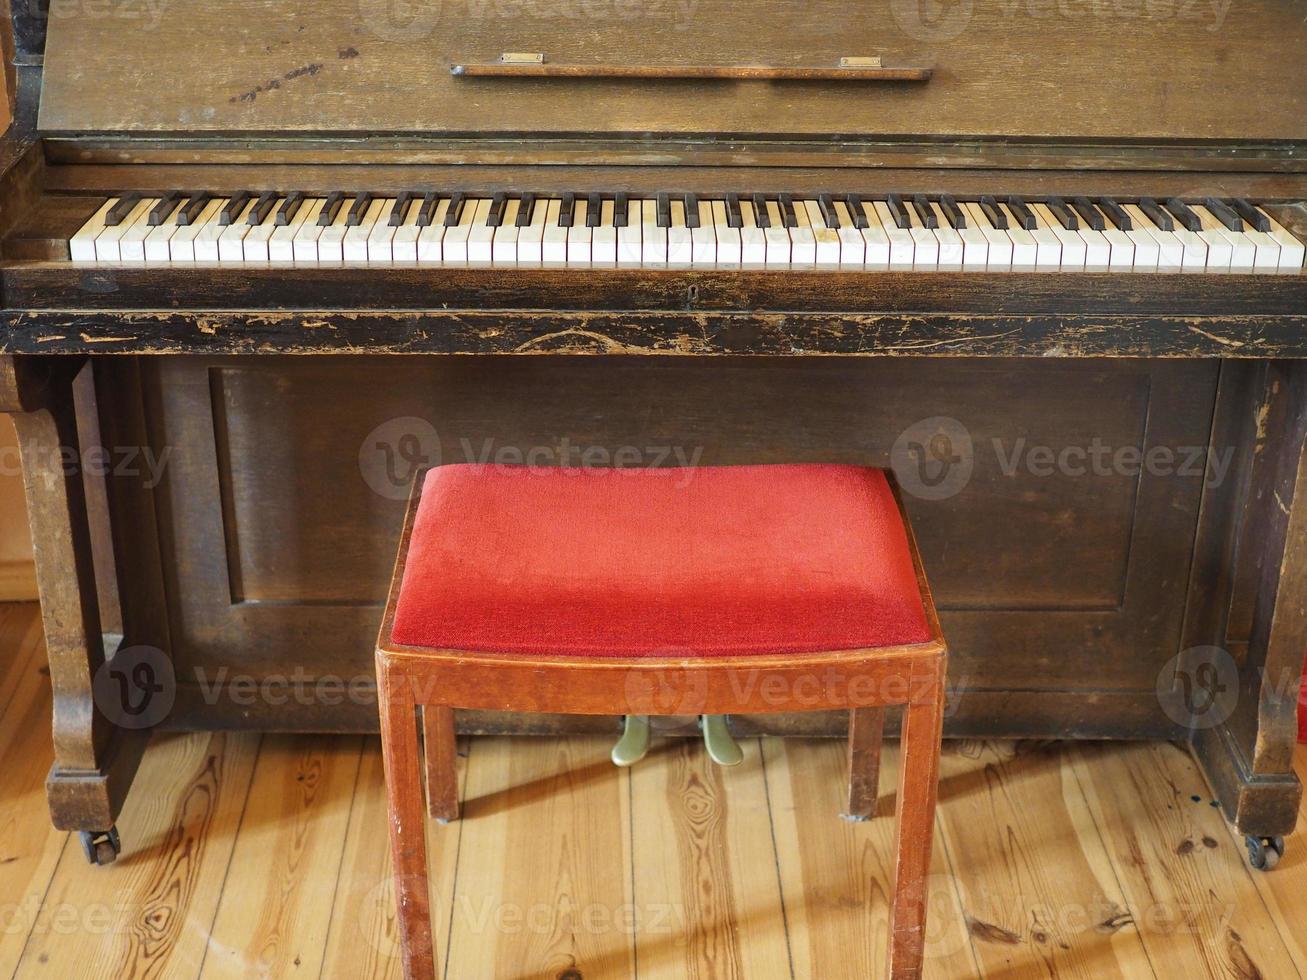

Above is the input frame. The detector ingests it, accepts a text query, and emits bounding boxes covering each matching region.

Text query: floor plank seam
[315,736,368,980]
[757,737,798,980]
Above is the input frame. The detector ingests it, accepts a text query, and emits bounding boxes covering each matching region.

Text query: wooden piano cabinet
[4,351,1301,845]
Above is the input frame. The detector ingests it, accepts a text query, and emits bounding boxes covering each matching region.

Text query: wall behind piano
[0,414,34,600]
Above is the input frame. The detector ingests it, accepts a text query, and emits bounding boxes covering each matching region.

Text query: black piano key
[274,192,305,226]
[1045,196,1079,231]
[939,194,966,230]
[613,193,629,227]
[1163,198,1202,232]
[725,193,743,229]
[105,193,142,227]
[220,191,254,226]
[684,194,701,229]
[1138,198,1174,232]
[345,193,374,226]
[1203,197,1244,233]
[246,191,277,226]
[443,192,467,227]
[656,193,671,228]
[559,193,577,228]
[778,194,798,228]
[886,194,911,230]
[515,193,537,227]
[1071,196,1106,231]
[389,192,415,227]
[844,194,869,229]
[817,193,840,229]
[416,192,440,226]
[1006,196,1037,231]
[1230,198,1271,233]
[586,193,602,228]
[486,192,508,227]
[317,191,347,227]
[147,191,182,226]
[911,194,937,229]
[978,195,1008,230]
[178,193,213,226]
[1098,197,1132,231]
[751,193,771,229]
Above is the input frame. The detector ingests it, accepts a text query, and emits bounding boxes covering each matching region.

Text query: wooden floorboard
[2,602,1305,980]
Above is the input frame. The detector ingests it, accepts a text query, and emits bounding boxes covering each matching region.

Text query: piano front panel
[144,354,1216,736]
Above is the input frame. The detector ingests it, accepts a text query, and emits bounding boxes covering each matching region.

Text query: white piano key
[857,201,892,269]
[266,198,311,264]
[995,204,1037,271]
[491,198,522,264]
[117,199,161,263]
[94,197,153,262]
[566,198,593,267]
[950,205,990,270]
[1160,210,1209,271]
[788,200,816,267]
[343,198,386,263]
[144,201,185,262]
[961,202,1008,271]
[927,202,964,270]
[467,198,497,264]
[290,199,328,264]
[71,198,117,262]
[903,202,938,270]
[1113,205,1160,271]
[218,199,258,262]
[872,202,915,269]
[1238,221,1281,272]
[617,200,643,267]
[1261,210,1306,271]
[240,197,282,263]
[640,199,667,267]
[192,200,232,263]
[316,200,353,265]
[1188,205,1240,271]
[1017,205,1062,270]
[169,199,225,263]
[417,199,452,263]
[739,200,766,268]
[391,200,422,264]
[1121,205,1182,272]
[365,198,400,264]
[690,200,716,266]
[664,199,691,267]
[517,198,547,266]
[592,199,618,266]
[1030,204,1083,271]
[542,199,568,266]
[1075,222,1112,271]
[712,201,741,266]
[763,200,791,267]
[443,198,483,264]
[805,200,841,268]
[831,201,865,268]
[1099,221,1136,270]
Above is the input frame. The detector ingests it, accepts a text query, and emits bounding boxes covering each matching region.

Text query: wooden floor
[2,601,1305,980]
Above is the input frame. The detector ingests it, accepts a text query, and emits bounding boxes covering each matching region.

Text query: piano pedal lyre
[609,714,744,767]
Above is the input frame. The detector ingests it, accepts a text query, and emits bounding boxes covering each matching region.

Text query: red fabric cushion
[392,464,931,657]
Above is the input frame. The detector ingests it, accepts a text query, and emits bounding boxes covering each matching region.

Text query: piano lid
[38,0,1307,143]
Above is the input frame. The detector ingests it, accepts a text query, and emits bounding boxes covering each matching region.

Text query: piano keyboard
[69,191,1306,272]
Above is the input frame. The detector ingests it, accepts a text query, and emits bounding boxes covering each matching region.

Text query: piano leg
[1187,360,1307,864]
[1,355,157,860]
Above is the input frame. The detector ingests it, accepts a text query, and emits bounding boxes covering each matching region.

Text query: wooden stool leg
[887,667,946,980]
[423,705,461,822]
[379,671,436,980]
[843,707,884,820]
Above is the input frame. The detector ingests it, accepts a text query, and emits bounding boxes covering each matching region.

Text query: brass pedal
[700,714,743,766]
[611,714,651,767]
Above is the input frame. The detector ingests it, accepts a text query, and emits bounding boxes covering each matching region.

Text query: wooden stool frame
[376,469,948,979]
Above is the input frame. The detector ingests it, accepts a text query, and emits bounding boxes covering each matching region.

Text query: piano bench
[375,462,948,980]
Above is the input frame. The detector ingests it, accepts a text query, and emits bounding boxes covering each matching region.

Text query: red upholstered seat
[391,463,931,657]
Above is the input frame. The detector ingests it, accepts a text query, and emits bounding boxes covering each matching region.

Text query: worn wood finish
[844,707,884,821]
[37,0,1307,141]
[421,706,459,823]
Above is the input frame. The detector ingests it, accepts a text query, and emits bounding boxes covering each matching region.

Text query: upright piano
[2,0,1305,865]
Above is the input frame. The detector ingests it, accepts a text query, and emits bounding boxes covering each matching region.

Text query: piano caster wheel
[611,715,651,767]
[1245,835,1284,871]
[79,826,121,866]
[700,714,743,767]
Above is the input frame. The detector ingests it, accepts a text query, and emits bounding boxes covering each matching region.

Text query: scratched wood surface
[3,601,1306,980]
